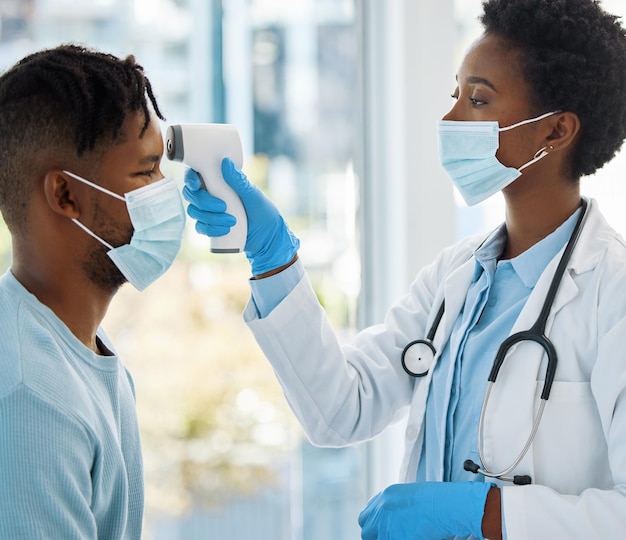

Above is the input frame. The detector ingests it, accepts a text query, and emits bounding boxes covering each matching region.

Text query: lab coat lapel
[424,255,476,479]
[438,228,502,342]
[440,256,476,344]
[402,252,476,482]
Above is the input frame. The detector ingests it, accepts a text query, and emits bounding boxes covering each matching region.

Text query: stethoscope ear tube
[463,459,532,485]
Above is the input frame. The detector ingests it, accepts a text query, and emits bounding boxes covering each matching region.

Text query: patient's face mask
[437,111,557,206]
[64,171,186,291]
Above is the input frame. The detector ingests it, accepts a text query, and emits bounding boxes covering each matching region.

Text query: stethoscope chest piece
[402,300,446,377]
[401,340,435,377]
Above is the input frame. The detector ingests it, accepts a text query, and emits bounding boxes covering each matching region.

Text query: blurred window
[0,0,366,538]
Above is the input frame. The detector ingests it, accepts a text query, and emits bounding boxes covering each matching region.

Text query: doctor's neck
[500,180,581,259]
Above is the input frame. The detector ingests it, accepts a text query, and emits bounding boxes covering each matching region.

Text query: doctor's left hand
[358,481,492,540]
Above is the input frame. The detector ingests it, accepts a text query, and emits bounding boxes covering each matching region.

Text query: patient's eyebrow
[138,154,160,165]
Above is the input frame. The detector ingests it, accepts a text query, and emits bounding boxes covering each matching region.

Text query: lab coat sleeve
[501,258,626,539]
[243,240,473,447]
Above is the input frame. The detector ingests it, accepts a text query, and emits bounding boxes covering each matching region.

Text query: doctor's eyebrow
[455,74,497,91]
[464,76,497,91]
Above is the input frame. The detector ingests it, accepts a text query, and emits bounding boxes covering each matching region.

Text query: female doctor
[183,0,626,538]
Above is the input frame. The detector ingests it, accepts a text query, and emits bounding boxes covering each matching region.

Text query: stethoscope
[401,198,589,485]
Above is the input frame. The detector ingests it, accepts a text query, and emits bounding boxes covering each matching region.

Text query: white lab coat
[244,199,626,539]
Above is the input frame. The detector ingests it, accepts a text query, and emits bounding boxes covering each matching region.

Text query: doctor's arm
[183,159,426,446]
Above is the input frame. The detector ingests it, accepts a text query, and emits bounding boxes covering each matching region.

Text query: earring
[533,145,555,159]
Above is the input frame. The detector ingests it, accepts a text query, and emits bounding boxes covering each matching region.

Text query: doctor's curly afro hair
[480,0,626,179]
[0,44,164,234]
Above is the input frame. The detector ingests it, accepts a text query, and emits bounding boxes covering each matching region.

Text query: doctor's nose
[442,99,461,122]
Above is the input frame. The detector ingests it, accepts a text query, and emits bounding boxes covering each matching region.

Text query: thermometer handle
[166,123,247,253]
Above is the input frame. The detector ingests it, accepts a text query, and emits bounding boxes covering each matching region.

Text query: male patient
[0,45,185,538]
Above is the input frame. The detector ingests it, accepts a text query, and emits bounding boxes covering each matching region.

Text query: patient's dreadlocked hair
[0,44,164,233]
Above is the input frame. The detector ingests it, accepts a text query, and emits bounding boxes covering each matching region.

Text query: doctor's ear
[545,111,581,153]
[43,170,81,219]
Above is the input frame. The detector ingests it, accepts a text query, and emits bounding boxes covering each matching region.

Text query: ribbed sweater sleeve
[0,385,97,539]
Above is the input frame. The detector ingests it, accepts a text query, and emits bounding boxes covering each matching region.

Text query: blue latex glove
[358,481,493,540]
[183,158,300,275]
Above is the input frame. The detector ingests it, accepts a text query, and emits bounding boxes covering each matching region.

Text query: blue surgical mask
[437,111,558,206]
[64,171,186,291]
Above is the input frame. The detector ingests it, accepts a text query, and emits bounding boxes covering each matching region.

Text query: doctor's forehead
[454,34,530,91]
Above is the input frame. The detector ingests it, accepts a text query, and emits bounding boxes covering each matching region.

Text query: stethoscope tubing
[474,383,547,481]
[470,198,590,483]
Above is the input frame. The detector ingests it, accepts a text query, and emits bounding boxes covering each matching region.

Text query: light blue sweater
[0,271,143,539]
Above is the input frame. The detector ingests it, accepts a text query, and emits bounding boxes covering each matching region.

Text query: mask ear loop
[62,170,121,250]
[499,111,561,132]
[62,170,126,202]
[71,218,115,250]
[518,144,554,172]
[500,111,560,171]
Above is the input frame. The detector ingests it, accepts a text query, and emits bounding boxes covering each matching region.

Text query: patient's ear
[43,170,81,218]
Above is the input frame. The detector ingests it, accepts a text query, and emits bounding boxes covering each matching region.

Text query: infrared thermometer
[165,123,247,253]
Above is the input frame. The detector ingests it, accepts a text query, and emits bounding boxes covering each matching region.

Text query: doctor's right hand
[183,158,300,276]
[358,481,493,540]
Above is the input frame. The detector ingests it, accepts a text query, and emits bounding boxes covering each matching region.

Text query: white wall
[358,0,457,494]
